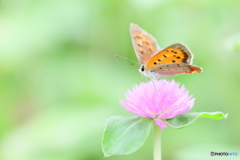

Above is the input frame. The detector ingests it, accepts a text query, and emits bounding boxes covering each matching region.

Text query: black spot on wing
[183,53,188,57]
[182,58,188,63]
[171,50,177,54]
[136,36,141,39]
[144,42,150,45]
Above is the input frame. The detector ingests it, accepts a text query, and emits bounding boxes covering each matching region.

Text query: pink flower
[119,80,195,129]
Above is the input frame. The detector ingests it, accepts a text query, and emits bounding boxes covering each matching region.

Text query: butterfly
[130,23,202,79]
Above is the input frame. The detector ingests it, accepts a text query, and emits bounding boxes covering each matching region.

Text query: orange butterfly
[130,23,202,79]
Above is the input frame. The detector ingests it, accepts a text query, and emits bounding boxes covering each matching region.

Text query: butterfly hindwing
[130,23,161,64]
[145,63,202,79]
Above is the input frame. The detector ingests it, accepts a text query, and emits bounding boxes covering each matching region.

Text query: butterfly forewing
[145,43,193,70]
[130,23,161,64]
[166,43,193,64]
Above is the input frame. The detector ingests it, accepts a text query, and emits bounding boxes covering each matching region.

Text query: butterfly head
[139,64,145,72]
[138,64,149,78]
[138,64,160,79]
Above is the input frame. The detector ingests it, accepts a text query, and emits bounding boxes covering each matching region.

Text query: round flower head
[119,80,195,129]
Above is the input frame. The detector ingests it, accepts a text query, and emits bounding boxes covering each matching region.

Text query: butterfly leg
[150,78,157,89]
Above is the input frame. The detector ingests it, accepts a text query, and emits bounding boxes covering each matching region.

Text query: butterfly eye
[140,65,145,72]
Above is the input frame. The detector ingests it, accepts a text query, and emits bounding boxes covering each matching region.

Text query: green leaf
[165,112,228,129]
[102,116,153,157]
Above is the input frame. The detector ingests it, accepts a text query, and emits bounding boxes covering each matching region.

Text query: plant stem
[154,124,161,160]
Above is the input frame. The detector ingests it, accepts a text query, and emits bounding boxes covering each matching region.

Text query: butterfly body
[130,23,202,79]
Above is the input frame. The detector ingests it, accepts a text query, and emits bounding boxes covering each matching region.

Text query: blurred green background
[0,0,239,160]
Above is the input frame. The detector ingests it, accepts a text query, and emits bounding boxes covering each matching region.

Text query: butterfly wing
[145,43,193,70]
[130,23,161,65]
[145,63,202,79]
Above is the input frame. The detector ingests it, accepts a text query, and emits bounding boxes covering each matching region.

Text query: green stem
[154,124,161,160]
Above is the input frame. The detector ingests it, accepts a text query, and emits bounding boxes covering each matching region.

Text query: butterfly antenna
[115,55,140,65]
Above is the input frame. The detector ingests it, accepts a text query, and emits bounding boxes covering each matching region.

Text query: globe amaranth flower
[119,80,195,129]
